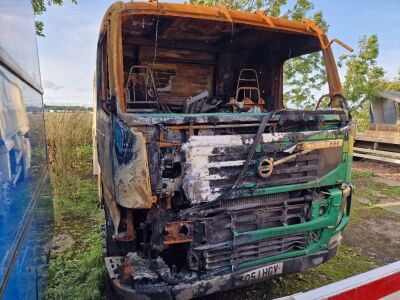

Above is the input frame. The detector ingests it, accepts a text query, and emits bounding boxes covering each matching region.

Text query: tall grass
[44,112,104,300]
[45,112,96,216]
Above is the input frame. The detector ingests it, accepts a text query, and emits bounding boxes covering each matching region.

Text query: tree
[338,35,385,112]
[283,7,328,109]
[189,0,328,109]
[384,72,400,92]
[189,0,286,13]
[32,0,77,36]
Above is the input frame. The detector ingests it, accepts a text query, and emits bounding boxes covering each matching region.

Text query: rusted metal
[159,141,181,147]
[323,39,353,52]
[122,256,133,281]
[256,139,344,178]
[315,93,348,110]
[256,10,275,27]
[165,193,172,209]
[166,123,274,130]
[164,221,193,245]
[126,209,135,240]
[275,150,313,166]
[258,157,274,178]
[293,139,343,152]
[231,69,266,112]
[302,20,353,53]
[115,209,136,242]
[217,4,233,23]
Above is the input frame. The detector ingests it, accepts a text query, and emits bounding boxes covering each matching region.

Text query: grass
[351,170,375,181]
[44,112,104,300]
[269,244,378,298]
[352,170,400,205]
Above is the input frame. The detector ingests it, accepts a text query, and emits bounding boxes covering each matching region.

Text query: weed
[44,112,104,300]
[353,170,400,205]
[269,244,378,298]
[352,170,375,180]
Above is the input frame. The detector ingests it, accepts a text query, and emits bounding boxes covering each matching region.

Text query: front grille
[203,233,308,270]
[182,133,342,204]
[208,146,320,196]
[190,193,312,270]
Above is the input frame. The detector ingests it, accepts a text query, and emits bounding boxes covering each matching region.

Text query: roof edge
[378,91,400,103]
[99,1,325,39]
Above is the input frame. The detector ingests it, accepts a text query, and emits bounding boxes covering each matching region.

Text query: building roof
[378,91,400,103]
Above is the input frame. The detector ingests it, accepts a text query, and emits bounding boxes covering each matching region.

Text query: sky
[37,0,400,106]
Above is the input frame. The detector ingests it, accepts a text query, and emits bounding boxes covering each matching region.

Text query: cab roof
[100,1,326,40]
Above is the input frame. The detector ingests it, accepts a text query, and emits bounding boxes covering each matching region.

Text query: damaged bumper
[106,238,341,300]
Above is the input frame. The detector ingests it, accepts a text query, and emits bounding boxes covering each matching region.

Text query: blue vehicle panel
[0,1,54,299]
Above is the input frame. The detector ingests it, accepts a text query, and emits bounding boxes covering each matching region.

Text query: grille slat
[204,144,320,198]
[209,175,318,192]
[203,233,308,269]
[190,193,312,271]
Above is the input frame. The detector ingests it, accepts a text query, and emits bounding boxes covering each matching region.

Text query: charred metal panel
[186,192,312,270]
[182,132,342,203]
[203,233,308,270]
[113,118,152,208]
[97,110,122,234]
[147,140,162,193]
[119,109,347,126]
[106,245,340,300]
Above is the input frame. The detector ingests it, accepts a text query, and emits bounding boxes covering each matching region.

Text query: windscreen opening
[121,15,321,113]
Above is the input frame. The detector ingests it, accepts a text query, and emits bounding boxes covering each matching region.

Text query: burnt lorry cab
[95,2,354,299]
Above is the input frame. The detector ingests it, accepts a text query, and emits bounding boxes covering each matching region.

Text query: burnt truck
[95,2,354,299]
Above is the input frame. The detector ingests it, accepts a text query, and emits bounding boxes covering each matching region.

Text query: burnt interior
[121,15,321,113]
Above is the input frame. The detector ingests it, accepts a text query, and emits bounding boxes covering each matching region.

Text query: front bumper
[107,236,341,300]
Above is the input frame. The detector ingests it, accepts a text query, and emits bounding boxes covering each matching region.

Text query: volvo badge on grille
[258,157,274,178]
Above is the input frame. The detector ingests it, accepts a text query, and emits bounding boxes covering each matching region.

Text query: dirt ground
[344,207,400,264]
[345,159,400,264]
[352,159,400,181]
[202,159,400,300]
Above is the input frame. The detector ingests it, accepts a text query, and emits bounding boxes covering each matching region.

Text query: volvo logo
[257,157,274,178]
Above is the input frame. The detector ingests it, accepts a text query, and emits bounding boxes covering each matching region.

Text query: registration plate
[236,262,283,284]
